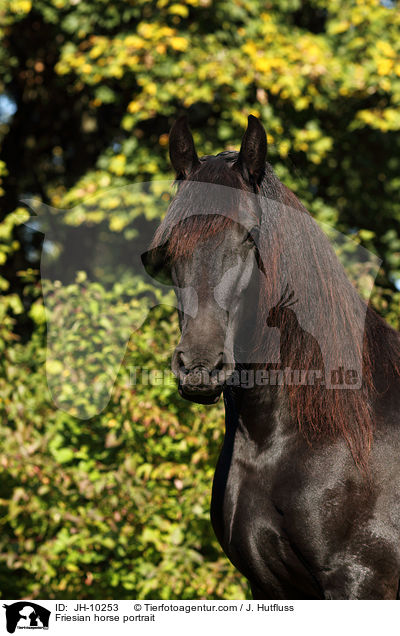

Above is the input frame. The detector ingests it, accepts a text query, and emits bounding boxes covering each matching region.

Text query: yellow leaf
[329,20,349,35]
[109,154,126,176]
[168,4,189,17]
[377,59,393,76]
[169,37,188,52]
[127,101,141,114]
[376,41,395,58]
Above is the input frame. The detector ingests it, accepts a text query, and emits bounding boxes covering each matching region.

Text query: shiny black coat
[211,383,400,599]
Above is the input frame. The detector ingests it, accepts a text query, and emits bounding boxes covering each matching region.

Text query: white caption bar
[1,599,398,636]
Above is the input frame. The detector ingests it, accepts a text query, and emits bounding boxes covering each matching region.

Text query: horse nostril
[177,351,186,372]
[215,354,224,371]
[172,349,188,378]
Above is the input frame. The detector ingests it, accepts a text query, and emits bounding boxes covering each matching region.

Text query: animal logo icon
[266,285,325,376]
[3,602,50,633]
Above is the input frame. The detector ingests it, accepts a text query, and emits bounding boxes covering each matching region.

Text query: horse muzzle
[172,350,233,405]
[179,368,223,404]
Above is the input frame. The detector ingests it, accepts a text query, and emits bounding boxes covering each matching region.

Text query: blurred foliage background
[0,0,400,599]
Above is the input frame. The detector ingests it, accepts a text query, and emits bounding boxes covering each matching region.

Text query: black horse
[144,115,400,599]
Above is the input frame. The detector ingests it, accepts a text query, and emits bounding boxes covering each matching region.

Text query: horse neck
[227,366,292,446]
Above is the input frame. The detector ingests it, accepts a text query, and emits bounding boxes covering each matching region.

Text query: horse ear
[169,115,200,178]
[235,115,267,185]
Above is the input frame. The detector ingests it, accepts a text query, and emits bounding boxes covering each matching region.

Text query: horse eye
[243,232,254,245]
[242,227,260,246]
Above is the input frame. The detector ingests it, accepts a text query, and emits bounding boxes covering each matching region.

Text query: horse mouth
[178,385,223,405]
